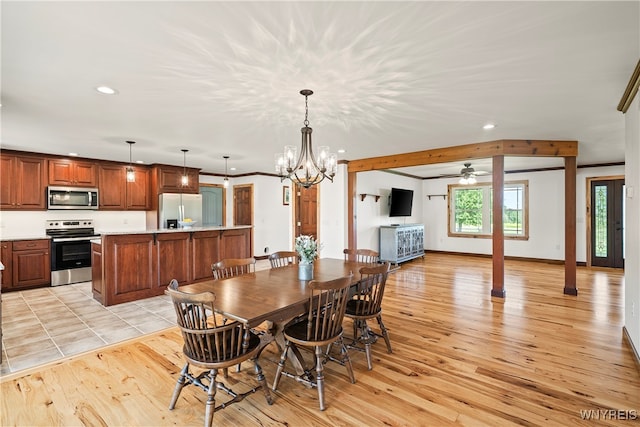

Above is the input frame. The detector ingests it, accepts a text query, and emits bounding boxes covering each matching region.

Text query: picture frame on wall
[283,186,290,205]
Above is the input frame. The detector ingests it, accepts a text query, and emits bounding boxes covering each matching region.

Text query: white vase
[299,262,314,281]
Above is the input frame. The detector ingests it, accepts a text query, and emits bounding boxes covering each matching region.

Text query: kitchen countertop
[0,235,51,241]
[96,225,252,236]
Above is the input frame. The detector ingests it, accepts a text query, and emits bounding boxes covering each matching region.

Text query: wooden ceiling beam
[347,139,578,173]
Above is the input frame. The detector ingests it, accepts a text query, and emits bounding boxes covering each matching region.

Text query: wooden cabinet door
[156,232,191,286]
[0,156,15,209]
[48,159,74,185]
[156,166,199,194]
[73,161,97,186]
[190,230,221,282]
[102,234,157,306]
[11,241,50,289]
[15,156,46,209]
[98,164,126,209]
[49,159,97,187]
[126,167,150,210]
[0,154,46,209]
[221,228,251,260]
[0,242,13,289]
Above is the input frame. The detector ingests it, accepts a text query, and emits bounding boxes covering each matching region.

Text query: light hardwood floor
[1,253,638,426]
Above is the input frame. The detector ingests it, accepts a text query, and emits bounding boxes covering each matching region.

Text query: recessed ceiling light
[135,160,144,164]
[96,86,118,95]
[483,123,496,130]
[69,152,78,157]
[337,149,346,154]
[230,167,237,171]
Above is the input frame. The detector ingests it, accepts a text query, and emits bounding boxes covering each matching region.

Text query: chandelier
[275,89,337,188]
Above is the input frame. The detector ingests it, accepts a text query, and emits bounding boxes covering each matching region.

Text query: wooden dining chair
[166,279,273,427]
[344,262,392,370]
[343,248,380,264]
[272,274,356,411]
[268,251,299,268]
[211,257,256,279]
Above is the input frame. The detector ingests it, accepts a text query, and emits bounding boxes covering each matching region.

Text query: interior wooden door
[295,184,318,239]
[233,184,253,226]
[590,179,625,268]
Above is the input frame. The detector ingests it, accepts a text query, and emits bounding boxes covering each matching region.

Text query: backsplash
[0,210,147,239]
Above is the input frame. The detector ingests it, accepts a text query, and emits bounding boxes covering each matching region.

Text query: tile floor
[0,259,272,376]
[0,281,176,376]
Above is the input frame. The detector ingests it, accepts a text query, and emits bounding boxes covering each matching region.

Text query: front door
[295,184,318,239]
[590,179,625,268]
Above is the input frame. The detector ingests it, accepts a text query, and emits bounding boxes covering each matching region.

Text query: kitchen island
[92,226,251,306]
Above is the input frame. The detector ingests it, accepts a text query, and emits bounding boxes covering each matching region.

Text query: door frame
[585,174,624,267]
[199,183,226,227]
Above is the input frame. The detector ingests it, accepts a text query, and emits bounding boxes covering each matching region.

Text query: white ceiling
[1,1,637,178]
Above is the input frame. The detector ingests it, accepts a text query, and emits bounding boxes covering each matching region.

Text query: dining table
[175,258,370,373]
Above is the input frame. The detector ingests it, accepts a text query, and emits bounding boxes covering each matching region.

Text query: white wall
[624,92,640,356]
[199,174,293,258]
[0,210,146,238]
[318,163,348,260]
[354,170,424,253]
[420,164,624,262]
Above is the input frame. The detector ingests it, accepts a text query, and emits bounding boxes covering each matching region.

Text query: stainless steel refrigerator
[159,193,203,229]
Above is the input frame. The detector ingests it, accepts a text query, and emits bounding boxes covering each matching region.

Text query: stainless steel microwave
[47,186,99,210]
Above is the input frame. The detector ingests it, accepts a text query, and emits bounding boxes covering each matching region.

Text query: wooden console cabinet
[379,224,425,264]
[93,227,251,306]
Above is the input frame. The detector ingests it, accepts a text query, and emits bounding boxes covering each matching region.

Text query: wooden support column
[564,156,578,295]
[347,170,357,257]
[491,155,505,298]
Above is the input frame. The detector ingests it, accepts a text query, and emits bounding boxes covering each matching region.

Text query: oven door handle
[52,237,98,243]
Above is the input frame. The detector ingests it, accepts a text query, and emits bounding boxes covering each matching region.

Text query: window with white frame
[448,180,528,239]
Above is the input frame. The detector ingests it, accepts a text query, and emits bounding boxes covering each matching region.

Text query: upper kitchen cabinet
[0,152,47,210]
[153,165,200,194]
[98,164,150,210]
[48,158,98,187]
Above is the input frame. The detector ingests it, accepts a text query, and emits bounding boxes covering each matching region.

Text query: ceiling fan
[441,162,491,184]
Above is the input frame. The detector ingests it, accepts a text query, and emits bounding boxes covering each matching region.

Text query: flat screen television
[389,187,413,217]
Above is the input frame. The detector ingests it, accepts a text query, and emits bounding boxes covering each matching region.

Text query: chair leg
[204,369,217,427]
[360,322,373,370]
[272,340,290,390]
[169,363,189,410]
[314,345,326,411]
[253,357,274,405]
[376,315,393,353]
[351,319,358,344]
[337,336,356,383]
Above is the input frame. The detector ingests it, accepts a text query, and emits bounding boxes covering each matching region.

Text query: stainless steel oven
[46,220,100,286]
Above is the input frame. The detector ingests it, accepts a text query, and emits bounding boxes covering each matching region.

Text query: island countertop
[95,225,252,236]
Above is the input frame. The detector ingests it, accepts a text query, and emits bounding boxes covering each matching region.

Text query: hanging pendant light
[126,140,136,183]
[275,89,337,188]
[181,149,189,186]
[223,155,230,188]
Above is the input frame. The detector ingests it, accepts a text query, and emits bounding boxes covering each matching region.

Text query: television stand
[379,224,424,264]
